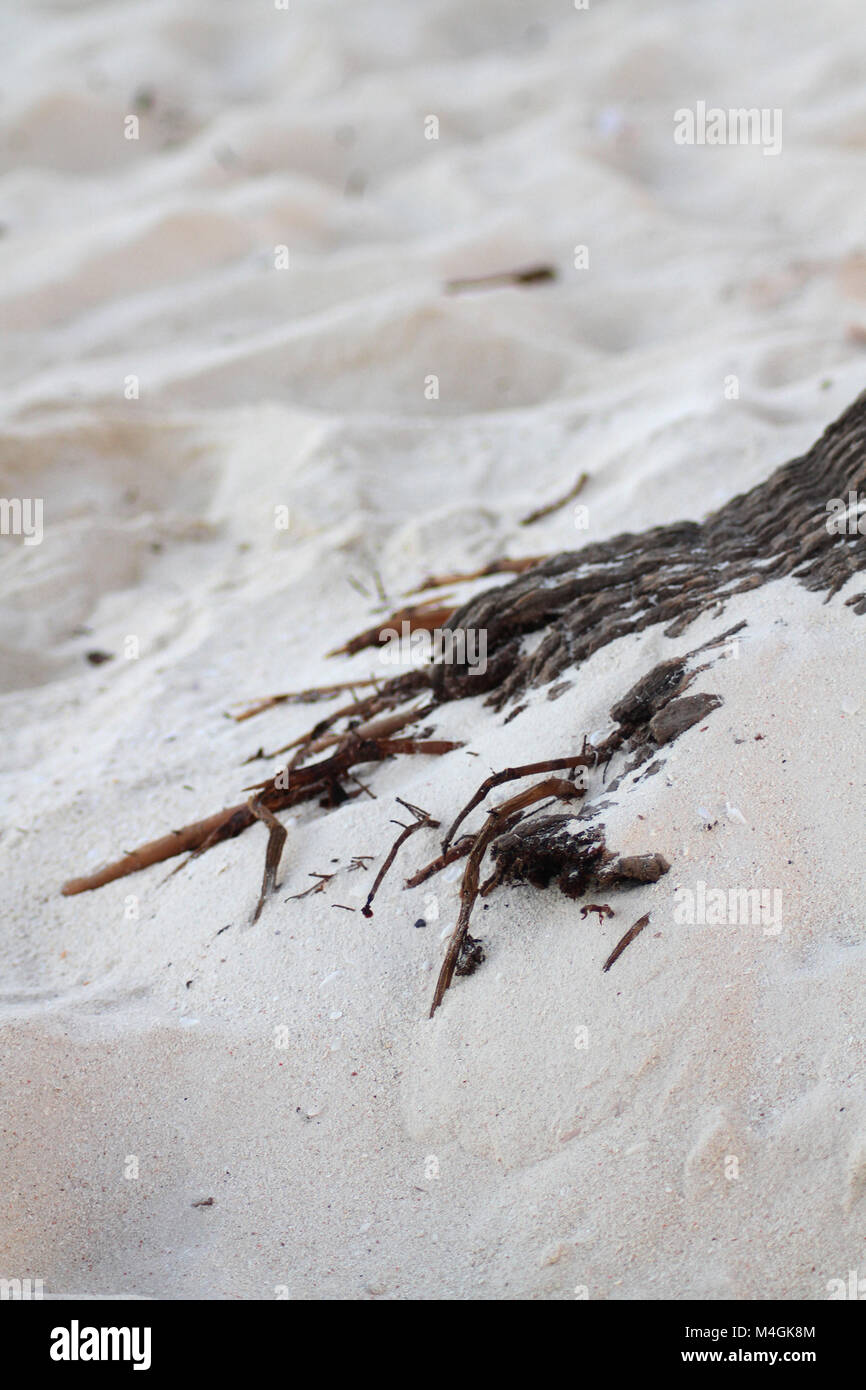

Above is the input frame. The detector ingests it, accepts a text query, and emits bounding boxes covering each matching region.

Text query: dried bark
[486,817,669,900]
[425,391,866,707]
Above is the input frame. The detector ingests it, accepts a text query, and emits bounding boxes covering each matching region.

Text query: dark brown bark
[426,391,866,707]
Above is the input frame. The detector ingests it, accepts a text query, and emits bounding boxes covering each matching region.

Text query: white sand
[2,0,866,1299]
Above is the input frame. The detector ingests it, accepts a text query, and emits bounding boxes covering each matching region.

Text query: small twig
[229,678,382,722]
[430,821,497,1017]
[346,772,376,799]
[61,803,255,895]
[362,799,439,918]
[409,555,546,593]
[602,913,650,972]
[520,471,589,527]
[286,872,335,901]
[379,738,461,756]
[404,835,476,888]
[445,264,557,294]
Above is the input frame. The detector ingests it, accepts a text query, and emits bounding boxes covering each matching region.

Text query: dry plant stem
[430,821,498,1017]
[380,738,458,755]
[231,678,382,722]
[410,556,547,592]
[445,264,557,293]
[287,872,334,900]
[62,734,461,895]
[248,796,288,924]
[602,913,650,972]
[520,471,589,527]
[346,771,376,800]
[430,775,585,1016]
[404,834,476,888]
[256,694,401,762]
[361,799,439,918]
[441,754,593,853]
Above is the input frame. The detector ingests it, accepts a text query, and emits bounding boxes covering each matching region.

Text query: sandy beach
[2,0,866,1301]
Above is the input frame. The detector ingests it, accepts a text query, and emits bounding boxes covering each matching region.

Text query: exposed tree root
[61,731,461,899]
[61,395,866,1011]
[440,750,594,854]
[430,772,590,1015]
[405,835,476,888]
[425,394,866,708]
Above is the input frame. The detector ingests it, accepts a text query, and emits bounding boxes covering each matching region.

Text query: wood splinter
[248,796,288,924]
[602,912,651,973]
